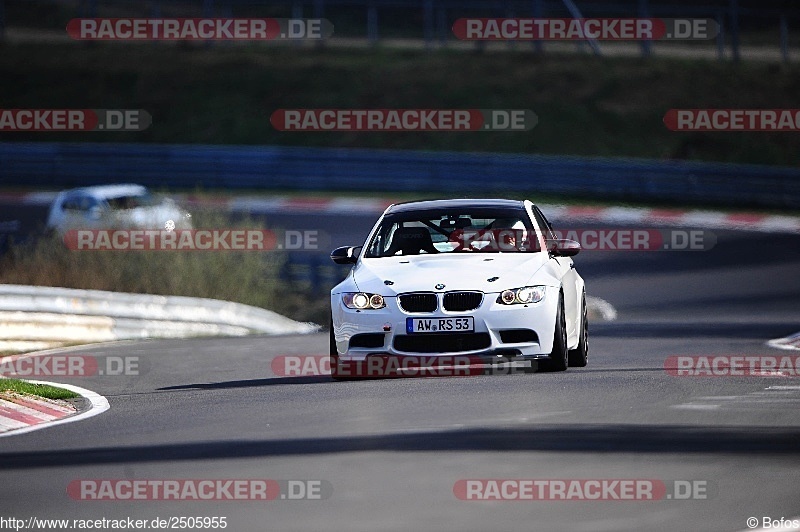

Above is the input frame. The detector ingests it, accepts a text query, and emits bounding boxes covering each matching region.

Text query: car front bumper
[331,286,559,361]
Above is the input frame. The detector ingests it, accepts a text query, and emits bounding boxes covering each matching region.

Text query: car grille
[398,293,438,313]
[393,333,491,353]
[443,291,483,312]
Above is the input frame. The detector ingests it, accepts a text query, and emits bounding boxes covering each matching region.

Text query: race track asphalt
[0,206,799,532]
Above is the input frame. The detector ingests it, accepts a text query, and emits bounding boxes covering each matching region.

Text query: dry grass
[0,210,327,322]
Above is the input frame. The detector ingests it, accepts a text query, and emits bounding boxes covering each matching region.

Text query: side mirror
[547,239,581,257]
[330,246,361,265]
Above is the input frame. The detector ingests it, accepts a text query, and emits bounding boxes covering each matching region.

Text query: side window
[61,196,82,211]
[531,206,556,241]
[78,196,100,212]
[367,222,397,257]
[62,195,100,213]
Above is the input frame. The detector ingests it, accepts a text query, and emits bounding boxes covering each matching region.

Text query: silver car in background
[45,184,191,235]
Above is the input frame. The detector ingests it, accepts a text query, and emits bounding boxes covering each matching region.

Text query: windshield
[364,208,541,257]
[105,192,162,210]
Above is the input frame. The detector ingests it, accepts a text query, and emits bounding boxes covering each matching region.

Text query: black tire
[329,318,347,381]
[568,292,589,367]
[539,291,568,372]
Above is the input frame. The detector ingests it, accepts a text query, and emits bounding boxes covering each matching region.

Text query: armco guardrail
[0,284,319,350]
[0,142,799,209]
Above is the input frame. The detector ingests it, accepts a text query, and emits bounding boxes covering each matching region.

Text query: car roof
[385,198,528,214]
[62,184,148,199]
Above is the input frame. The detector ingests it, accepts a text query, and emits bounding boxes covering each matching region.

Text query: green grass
[0,43,799,166]
[0,379,79,400]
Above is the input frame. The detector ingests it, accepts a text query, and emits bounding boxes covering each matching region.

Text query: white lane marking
[674,384,800,411]
[0,380,109,438]
[673,403,721,410]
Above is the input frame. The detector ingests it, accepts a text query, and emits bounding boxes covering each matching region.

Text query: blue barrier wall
[1,142,798,208]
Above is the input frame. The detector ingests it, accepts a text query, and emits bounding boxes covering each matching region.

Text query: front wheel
[329,318,348,381]
[568,292,589,367]
[539,291,568,372]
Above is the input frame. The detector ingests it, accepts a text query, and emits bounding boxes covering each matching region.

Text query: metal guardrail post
[0,0,5,43]
[505,0,515,50]
[531,0,543,54]
[203,0,214,48]
[729,0,740,62]
[314,0,325,48]
[292,2,303,47]
[367,1,378,45]
[638,0,652,57]
[780,15,789,63]
[437,5,447,46]
[423,0,434,49]
[561,0,601,56]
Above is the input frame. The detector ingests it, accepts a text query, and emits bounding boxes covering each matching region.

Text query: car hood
[109,203,191,229]
[352,252,553,295]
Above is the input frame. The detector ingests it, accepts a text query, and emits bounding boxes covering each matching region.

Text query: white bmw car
[329,199,588,378]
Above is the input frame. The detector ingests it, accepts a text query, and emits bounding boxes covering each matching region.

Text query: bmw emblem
[435,283,445,290]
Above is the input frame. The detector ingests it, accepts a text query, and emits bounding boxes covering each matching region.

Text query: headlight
[497,286,546,305]
[343,292,386,309]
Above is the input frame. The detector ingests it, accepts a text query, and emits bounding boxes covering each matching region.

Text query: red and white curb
[768,332,800,351]
[0,391,75,432]
[3,191,799,234]
[189,196,800,234]
[543,205,800,234]
[0,381,109,437]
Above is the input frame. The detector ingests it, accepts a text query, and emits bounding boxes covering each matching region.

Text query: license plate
[406,317,474,334]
